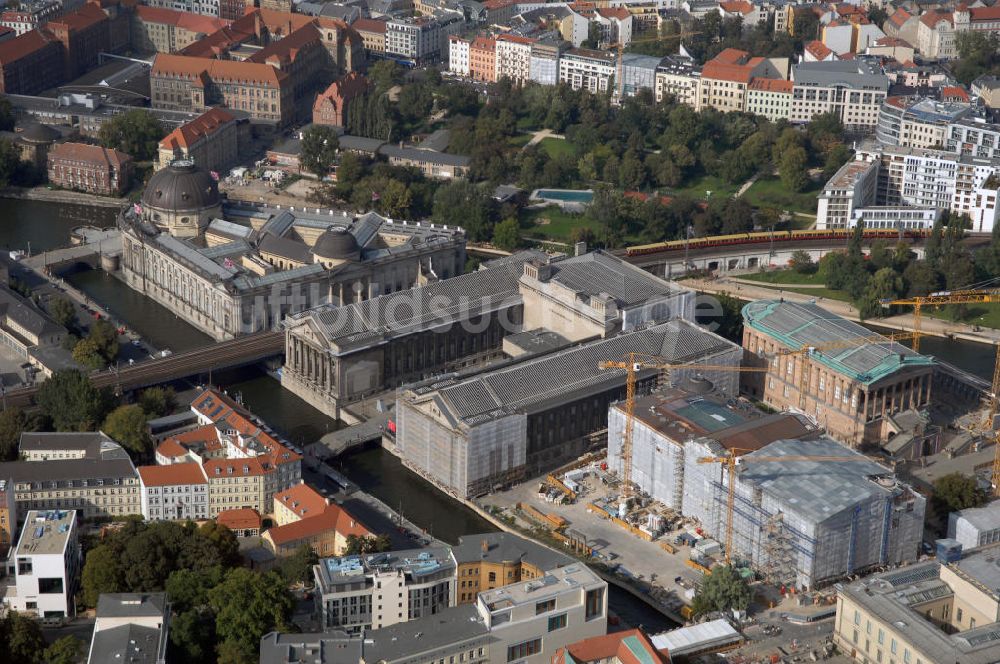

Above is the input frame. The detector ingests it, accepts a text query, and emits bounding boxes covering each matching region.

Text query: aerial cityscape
[2,0,1000,663]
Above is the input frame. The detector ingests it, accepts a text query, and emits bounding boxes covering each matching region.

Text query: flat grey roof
[503,328,573,357]
[793,58,888,91]
[0,457,137,484]
[379,145,471,167]
[287,251,535,352]
[19,431,115,455]
[88,624,164,664]
[452,532,573,571]
[952,545,1000,599]
[739,438,904,524]
[362,604,491,662]
[260,631,361,664]
[96,593,168,619]
[317,546,455,586]
[538,250,687,308]
[421,319,737,426]
[16,509,75,556]
[953,501,1000,532]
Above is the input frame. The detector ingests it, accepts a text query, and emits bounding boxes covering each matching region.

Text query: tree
[432,181,495,241]
[280,544,319,585]
[0,97,14,132]
[102,405,151,461]
[492,218,520,251]
[0,612,46,664]
[85,318,119,365]
[691,565,752,616]
[48,296,76,328]
[82,544,125,607]
[300,125,340,177]
[138,386,176,418]
[166,567,224,613]
[98,110,163,161]
[368,60,403,92]
[933,472,989,514]
[72,336,105,370]
[0,407,25,461]
[209,569,294,661]
[44,636,85,664]
[789,250,815,274]
[779,146,809,192]
[198,520,241,567]
[36,369,112,431]
[344,534,392,555]
[0,138,24,187]
[169,608,217,664]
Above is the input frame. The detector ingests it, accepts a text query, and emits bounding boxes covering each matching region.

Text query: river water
[10,198,996,633]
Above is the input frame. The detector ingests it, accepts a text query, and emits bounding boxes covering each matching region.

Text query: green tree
[779,146,809,192]
[432,181,495,242]
[138,386,176,418]
[0,138,24,187]
[44,636,85,664]
[933,472,989,514]
[0,407,25,461]
[691,565,752,616]
[789,249,815,274]
[169,608,217,664]
[492,218,520,251]
[102,405,151,460]
[368,60,403,91]
[82,543,125,607]
[48,296,76,328]
[279,544,319,585]
[88,318,119,363]
[209,569,294,660]
[589,186,626,248]
[0,612,46,664]
[98,110,163,161]
[198,520,241,567]
[166,567,225,613]
[36,369,113,431]
[72,336,105,370]
[300,125,340,177]
[344,534,392,555]
[0,97,14,132]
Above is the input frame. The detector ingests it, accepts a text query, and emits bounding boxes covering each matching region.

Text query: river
[7,198,996,634]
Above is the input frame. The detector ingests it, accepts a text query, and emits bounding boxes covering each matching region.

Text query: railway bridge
[4,331,284,409]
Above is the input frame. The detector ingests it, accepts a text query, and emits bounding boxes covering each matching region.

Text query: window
[548,613,567,631]
[488,572,496,583]
[585,588,604,621]
[957,608,963,623]
[17,558,32,575]
[38,577,64,594]
[507,639,541,661]
[535,599,556,615]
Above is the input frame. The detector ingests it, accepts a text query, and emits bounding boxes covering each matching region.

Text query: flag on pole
[133,203,142,215]
[223,257,234,269]
[371,191,380,202]
[210,171,220,181]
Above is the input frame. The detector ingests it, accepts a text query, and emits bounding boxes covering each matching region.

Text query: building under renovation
[607,384,817,511]
[742,300,935,445]
[684,437,925,589]
[283,250,694,418]
[396,320,741,499]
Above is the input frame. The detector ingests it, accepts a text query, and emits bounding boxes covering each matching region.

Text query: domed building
[16,122,59,169]
[140,159,221,238]
[311,228,360,267]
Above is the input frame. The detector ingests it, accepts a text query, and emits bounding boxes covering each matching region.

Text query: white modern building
[948,500,1000,550]
[529,40,563,86]
[4,509,80,620]
[495,34,534,85]
[448,35,470,76]
[314,547,457,632]
[138,463,210,521]
[558,48,615,93]
[477,564,607,664]
[790,59,889,132]
[88,593,170,664]
[654,56,700,105]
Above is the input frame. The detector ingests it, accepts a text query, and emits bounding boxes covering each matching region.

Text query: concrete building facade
[4,509,79,619]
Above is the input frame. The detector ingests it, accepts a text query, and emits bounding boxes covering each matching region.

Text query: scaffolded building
[685,437,925,589]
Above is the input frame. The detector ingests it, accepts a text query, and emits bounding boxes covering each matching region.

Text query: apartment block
[875,96,971,150]
[495,34,534,85]
[4,510,80,619]
[131,5,228,54]
[0,29,65,95]
[448,34,469,76]
[0,478,16,556]
[88,593,170,664]
[137,463,209,521]
[790,59,889,132]
[528,39,563,86]
[352,17,386,55]
[469,35,495,82]
[697,48,779,113]
[654,55,699,105]
[558,47,614,93]
[157,106,248,174]
[262,502,370,558]
[385,17,440,64]
[746,78,793,122]
[314,547,458,632]
[47,142,133,196]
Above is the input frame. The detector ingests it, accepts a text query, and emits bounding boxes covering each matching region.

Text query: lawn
[742,176,822,216]
[922,304,1000,330]
[742,269,826,286]
[779,286,853,302]
[539,137,576,160]
[520,206,600,244]
[508,133,533,148]
[664,175,740,201]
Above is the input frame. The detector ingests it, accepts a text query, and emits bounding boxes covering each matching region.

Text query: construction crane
[887,289,1000,494]
[886,288,1000,353]
[695,449,876,565]
[598,353,770,506]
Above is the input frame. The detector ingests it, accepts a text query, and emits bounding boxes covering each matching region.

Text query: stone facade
[47,142,133,196]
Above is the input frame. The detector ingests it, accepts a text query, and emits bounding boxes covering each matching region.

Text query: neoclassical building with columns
[741,300,935,446]
[119,161,466,341]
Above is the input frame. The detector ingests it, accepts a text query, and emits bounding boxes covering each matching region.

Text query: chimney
[481,539,489,555]
[574,241,586,256]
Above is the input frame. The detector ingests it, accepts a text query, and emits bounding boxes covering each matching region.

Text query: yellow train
[625,228,932,257]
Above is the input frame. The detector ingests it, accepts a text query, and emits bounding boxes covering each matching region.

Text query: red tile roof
[888,8,911,28]
[274,483,327,519]
[264,503,370,546]
[805,39,834,60]
[0,29,58,65]
[554,630,669,664]
[496,33,535,45]
[216,507,262,531]
[152,52,288,87]
[352,17,386,34]
[971,6,1000,21]
[138,462,207,487]
[48,3,107,32]
[159,107,236,151]
[204,456,268,477]
[595,7,630,20]
[135,5,229,34]
[155,437,188,459]
[192,388,300,467]
[719,0,754,15]
[712,47,750,65]
[49,142,132,168]
[749,77,793,93]
[942,85,969,101]
[248,23,322,66]
[470,36,495,51]
[919,10,952,29]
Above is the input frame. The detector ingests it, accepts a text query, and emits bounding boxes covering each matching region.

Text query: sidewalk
[0,186,126,208]
[690,277,1000,345]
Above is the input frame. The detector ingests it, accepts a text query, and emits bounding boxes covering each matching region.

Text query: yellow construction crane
[598,353,770,503]
[887,289,1000,493]
[886,288,1000,353]
[696,449,878,565]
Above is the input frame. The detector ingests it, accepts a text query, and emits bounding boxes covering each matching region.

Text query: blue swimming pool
[533,189,594,203]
